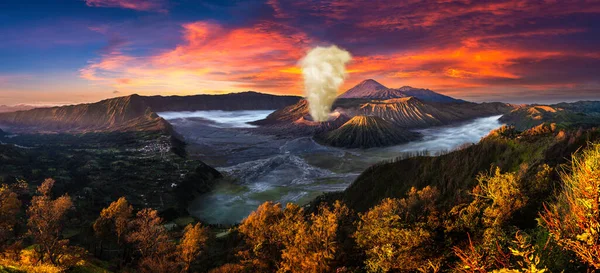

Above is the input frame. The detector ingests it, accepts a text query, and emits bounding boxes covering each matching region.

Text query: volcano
[315,115,420,148]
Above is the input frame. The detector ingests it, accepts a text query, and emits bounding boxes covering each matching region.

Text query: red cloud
[85,0,167,12]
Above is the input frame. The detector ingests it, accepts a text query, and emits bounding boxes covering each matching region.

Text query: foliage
[27,178,78,266]
[541,143,600,269]
[477,168,527,227]
[0,183,22,253]
[93,197,133,244]
[179,223,209,272]
[237,201,351,273]
[279,201,350,273]
[126,208,181,273]
[354,186,440,272]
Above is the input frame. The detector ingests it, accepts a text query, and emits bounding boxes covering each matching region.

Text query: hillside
[331,125,600,214]
[315,115,420,148]
[339,79,463,103]
[500,101,600,131]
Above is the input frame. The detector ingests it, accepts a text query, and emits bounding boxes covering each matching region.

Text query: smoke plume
[300,45,352,122]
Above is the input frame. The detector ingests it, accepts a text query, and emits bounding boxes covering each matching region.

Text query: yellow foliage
[541,143,600,269]
[477,168,527,227]
[238,201,350,273]
[354,186,440,272]
[179,223,209,272]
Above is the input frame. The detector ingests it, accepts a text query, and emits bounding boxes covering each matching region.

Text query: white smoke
[300,45,352,122]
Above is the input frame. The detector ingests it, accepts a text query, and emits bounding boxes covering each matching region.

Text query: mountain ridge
[0,92,302,134]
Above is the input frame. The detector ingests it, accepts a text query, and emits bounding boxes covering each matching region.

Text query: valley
[160,110,504,224]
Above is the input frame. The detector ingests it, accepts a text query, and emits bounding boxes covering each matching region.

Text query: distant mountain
[140,91,301,112]
[500,101,600,131]
[0,104,36,113]
[339,79,464,103]
[395,86,465,103]
[315,115,420,148]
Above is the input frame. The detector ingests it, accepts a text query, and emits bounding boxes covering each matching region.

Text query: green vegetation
[0,131,221,221]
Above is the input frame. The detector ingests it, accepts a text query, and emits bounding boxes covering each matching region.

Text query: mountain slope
[0,95,170,134]
[315,115,420,148]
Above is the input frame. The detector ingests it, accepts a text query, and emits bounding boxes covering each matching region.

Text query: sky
[1,0,600,105]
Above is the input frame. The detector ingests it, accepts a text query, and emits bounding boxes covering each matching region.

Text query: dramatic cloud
[4,0,599,104]
[80,21,312,95]
[85,0,168,12]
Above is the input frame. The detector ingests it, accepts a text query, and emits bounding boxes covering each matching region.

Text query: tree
[127,208,181,273]
[179,223,209,272]
[279,201,350,273]
[541,143,600,269]
[354,186,440,272]
[238,202,287,271]
[27,178,74,265]
[0,183,21,251]
[93,197,133,244]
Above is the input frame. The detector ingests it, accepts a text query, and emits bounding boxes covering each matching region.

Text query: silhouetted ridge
[140,91,301,112]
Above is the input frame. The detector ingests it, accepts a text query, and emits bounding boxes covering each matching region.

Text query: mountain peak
[339,79,398,99]
[358,79,387,88]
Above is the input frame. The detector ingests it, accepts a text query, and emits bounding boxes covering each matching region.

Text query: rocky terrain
[315,115,420,148]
